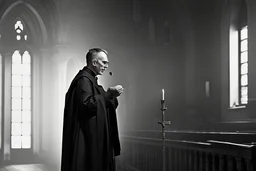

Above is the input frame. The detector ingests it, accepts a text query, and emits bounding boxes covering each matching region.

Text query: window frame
[229,0,248,108]
[238,25,248,106]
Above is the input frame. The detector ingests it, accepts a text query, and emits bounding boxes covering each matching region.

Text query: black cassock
[61,67,121,171]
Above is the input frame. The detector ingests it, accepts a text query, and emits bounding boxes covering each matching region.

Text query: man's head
[86,48,109,75]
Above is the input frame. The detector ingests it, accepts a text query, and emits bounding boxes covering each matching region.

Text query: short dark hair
[86,48,108,64]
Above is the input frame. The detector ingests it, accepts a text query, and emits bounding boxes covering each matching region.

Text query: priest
[61,48,124,171]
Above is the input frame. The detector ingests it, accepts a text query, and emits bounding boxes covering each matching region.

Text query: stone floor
[0,164,56,171]
[0,163,128,171]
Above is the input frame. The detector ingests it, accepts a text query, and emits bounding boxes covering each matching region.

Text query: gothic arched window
[11,20,32,149]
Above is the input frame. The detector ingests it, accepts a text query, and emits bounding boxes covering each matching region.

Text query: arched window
[11,20,32,149]
[0,1,48,162]
[229,0,248,108]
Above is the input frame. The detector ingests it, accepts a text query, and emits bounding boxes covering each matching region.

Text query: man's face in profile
[93,52,109,75]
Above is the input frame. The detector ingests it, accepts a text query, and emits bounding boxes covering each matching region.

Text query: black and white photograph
[0,0,255,170]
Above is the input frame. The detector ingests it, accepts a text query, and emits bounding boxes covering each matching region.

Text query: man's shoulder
[72,70,91,83]
[67,71,90,90]
[76,75,94,91]
[77,76,91,84]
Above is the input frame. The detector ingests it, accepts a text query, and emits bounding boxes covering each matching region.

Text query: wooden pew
[118,133,256,171]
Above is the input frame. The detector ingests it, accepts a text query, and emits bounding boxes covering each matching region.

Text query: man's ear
[92,59,97,66]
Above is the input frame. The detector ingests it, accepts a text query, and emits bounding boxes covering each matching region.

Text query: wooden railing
[117,136,256,171]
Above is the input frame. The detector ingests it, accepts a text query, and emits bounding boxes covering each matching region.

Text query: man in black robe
[61,48,124,171]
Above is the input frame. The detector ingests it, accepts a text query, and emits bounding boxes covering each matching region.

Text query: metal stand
[158,100,171,171]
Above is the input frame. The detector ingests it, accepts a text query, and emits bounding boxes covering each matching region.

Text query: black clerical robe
[61,67,121,171]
